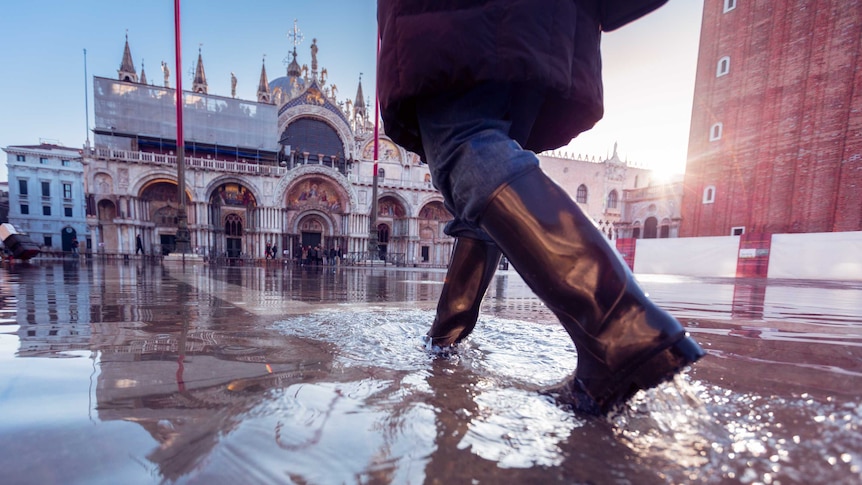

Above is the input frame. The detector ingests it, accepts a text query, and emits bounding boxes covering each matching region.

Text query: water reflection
[0,262,860,484]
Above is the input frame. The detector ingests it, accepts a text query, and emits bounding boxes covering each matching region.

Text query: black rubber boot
[479,167,705,414]
[426,237,502,348]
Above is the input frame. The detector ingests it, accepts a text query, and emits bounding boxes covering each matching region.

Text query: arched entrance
[285,175,347,259]
[61,226,77,252]
[225,213,243,257]
[97,199,117,251]
[377,223,390,260]
[140,181,193,255]
[418,201,453,265]
[376,195,407,262]
[209,182,258,258]
[298,214,327,250]
[644,216,659,239]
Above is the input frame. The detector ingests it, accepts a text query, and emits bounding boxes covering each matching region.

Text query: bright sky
[0,0,703,182]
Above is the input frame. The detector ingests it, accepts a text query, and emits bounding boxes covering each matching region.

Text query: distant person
[377,0,704,414]
[71,238,79,256]
[135,234,143,255]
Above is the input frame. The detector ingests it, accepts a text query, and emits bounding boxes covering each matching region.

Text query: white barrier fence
[629,231,862,281]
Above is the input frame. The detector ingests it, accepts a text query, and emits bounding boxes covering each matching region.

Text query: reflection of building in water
[70,26,662,265]
[15,263,93,356]
[11,263,335,481]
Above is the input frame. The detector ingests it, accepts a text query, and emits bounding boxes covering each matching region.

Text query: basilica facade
[5,30,669,265]
[86,35,455,265]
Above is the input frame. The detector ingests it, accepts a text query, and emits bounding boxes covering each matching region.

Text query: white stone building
[3,143,88,251]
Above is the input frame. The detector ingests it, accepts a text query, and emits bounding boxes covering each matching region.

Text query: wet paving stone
[1,260,860,484]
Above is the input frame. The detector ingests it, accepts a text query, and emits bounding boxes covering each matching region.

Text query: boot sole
[586,334,706,414]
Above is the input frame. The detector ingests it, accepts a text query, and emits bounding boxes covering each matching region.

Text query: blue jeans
[415,83,544,241]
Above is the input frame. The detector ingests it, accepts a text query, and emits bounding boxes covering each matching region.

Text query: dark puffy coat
[377,0,604,158]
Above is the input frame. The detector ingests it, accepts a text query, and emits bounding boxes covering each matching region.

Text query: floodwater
[0,261,860,485]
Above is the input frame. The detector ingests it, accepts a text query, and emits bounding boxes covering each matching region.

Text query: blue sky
[0,0,703,181]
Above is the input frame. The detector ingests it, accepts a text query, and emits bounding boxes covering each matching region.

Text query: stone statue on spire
[310,38,319,75]
[161,61,170,88]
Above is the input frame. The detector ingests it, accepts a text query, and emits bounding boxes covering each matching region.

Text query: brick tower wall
[681,0,862,237]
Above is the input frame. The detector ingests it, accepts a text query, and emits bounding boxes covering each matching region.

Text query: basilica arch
[376,193,410,261]
[417,200,454,265]
[284,173,350,258]
[277,97,354,162]
[139,180,194,255]
[205,178,260,258]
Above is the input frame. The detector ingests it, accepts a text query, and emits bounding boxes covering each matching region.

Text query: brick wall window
[731,226,745,236]
[703,185,716,204]
[723,0,737,13]
[716,56,730,77]
[576,184,588,203]
[710,122,723,141]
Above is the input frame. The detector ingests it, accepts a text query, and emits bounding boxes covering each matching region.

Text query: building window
[43,236,52,247]
[632,227,641,239]
[20,204,29,215]
[576,184,588,204]
[724,0,737,13]
[65,207,73,217]
[607,190,619,210]
[16,154,25,162]
[644,217,658,239]
[18,179,28,196]
[703,185,716,204]
[378,168,386,179]
[63,183,72,199]
[40,157,48,164]
[710,122,723,141]
[43,206,52,216]
[42,181,51,197]
[731,226,745,236]
[716,56,730,77]
[61,159,71,167]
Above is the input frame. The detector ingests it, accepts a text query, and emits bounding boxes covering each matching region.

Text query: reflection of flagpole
[368,28,380,257]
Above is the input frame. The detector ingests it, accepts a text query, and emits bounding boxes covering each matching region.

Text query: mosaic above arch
[418,201,452,221]
[287,176,344,213]
[362,139,401,163]
[212,182,258,208]
[378,195,407,218]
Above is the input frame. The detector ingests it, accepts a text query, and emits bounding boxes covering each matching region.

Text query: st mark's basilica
[88,29,456,265]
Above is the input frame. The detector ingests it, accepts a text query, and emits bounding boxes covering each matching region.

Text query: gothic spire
[118,32,138,83]
[257,57,272,104]
[354,74,366,114]
[139,60,147,85]
[192,46,208,94]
